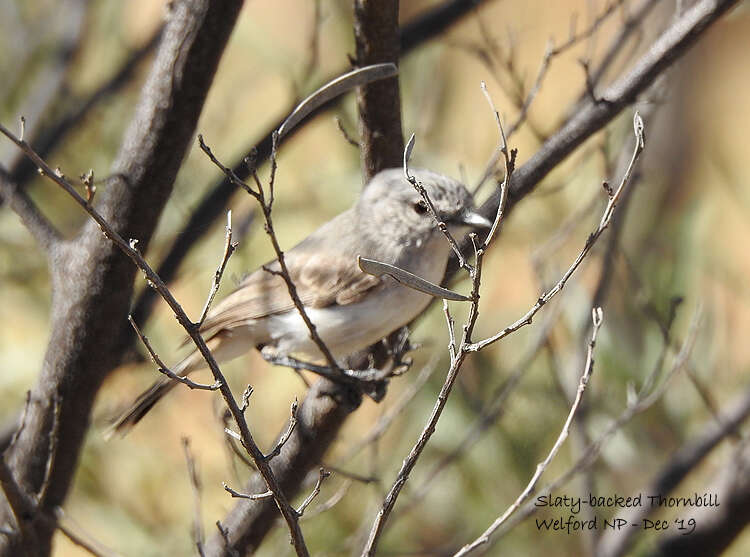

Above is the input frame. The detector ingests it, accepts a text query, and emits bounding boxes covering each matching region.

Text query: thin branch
[360,93,514,557]
[480,81,515,249]
[198,135,343,379]
[127,316,221,391]
[198,210,236,327]
[0,166,60,253]
[0,124,311,557]
[391,307,561,522]
[214,521,238,557]
[454,307,604,556]
[53,507,123,557]
[296,468,331,517]
[37,393,61,505]
[182,438,206,557]
[505,40,554,139]
[7,391,31,452]
[444,300,457,360]
[298,0,322,86]
[264,400,299,462]
[482,307,703,550]
[223,484,274,501]
[303,478,353,519]
[469,111,645,352]
[550,0,629,58]
[319,466,377,485]
[403,134,470,271]
[338,357,440,465]
[9,25,165,188]
[0,456,36,553]
[334,116,360,147]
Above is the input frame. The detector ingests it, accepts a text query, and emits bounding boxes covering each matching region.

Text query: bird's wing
[195,248,382,341]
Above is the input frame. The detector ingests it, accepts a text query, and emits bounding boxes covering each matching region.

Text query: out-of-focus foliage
[1,1,750,555]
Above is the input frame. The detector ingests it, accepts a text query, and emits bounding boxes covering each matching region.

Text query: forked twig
[454,307,604,556]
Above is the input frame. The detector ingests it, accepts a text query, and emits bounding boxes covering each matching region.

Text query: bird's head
[358,168,491,245]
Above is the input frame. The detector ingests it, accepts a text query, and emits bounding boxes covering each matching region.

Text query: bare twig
[198,135,343,380]
[127,317,221,391]
[0,456,36,553]
[223,484,274,501]
[454,307,604,556]
[198,210,237,327]
[469,112,645,352]
[7,391,31,452]
[264,400,299,462]
[37,393,61,505]
[550,0,629,58]
[403,134,471,271]
[482,307,702,551]
[296,468,331,517]
[361,90,514,557]
[480,81,516,249]
[392,307,561,521]
[0,166,60,253]
[444,300,458,360]
[334,116,360,147]
[303,478,353,518]
[338,357,440,465]
[0,124,311,557]
[597,383,750,557]
[182,438,206,557]
[54,507,123,557]
[214,521,238,557]
[505,40,554,139]
[298,0,322,86]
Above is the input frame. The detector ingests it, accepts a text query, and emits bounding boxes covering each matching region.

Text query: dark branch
[8,24,164,188]
[0,166,61,253]
[353,0,403,178]
[0,2,245,554]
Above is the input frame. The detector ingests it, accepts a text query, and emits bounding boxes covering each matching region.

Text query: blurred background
[1,0,749,555]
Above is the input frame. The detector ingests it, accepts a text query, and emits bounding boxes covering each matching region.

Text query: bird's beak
[459,209,492,229]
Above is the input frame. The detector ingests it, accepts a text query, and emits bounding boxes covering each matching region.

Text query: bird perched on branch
[111,168,490,435]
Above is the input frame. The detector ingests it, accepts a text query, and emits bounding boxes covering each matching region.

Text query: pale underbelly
[264,280,433,360]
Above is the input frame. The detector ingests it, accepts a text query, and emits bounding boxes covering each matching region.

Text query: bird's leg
[380,326,416,377]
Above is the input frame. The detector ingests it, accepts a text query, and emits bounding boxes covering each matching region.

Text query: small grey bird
[111,168,490,434]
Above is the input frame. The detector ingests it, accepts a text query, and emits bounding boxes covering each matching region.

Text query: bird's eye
[413,200,428,215]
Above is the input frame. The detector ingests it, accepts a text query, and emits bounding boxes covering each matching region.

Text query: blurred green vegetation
[2,1,750,556]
